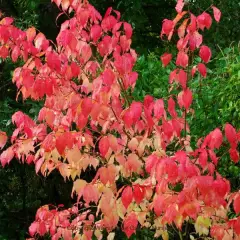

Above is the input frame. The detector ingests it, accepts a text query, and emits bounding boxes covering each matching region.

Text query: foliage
[133,44,240,185]
[133,53,170,101]
[0,1,240,240]
[90,0,240,54]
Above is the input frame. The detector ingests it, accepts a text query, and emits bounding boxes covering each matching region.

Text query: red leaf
[101,15,117,32]
[0,131,7,149]
[168,98,177,118]
[161,53,172,67]
[145,154,159,173]
[124,22,133,39]
[0,46,9,59]
[198,63,207,78]
[153,194,165,216]
[177,35,189,50]
[81,98,93,117]
[197,12,212,30]
[154,99,165,120]
[0,147,14,167]
[182,88,192,109]
[99,136,109,157]
[11,45,20,62]
[229,148,239,163]
[56,133,67,155]
[191,66,197,77]
[133,185,145,204]
[121,186,133,209]
[77,114,88,130]
[26,27,36,42]
[0,17,14,26]
[130,102,142,123]
[102,69,115,86]
[38,222,47,236]
[199,45,212,63]
[83,184,99,204]
[234,194,240,214]
[175,0,184,13]
[34,33,49,50]
[178,69,187,89]
[189,31,203,50]
[188,14,197,33]
[71,62,80,77]
[232,217,240,235]
[212,6,221,22]
[199,149,208,168]
[208,149,218,165]
[178,19,189,38]
[29,222,39,237]
[35,158,44,174]
[123,212,138,238]
[225,123,237,148]
[161,19,174,40]
[90,25,102,42]
[176,51,188,68]
[169,69,178,84]
[41,134,55,152]
[163,121,174,140]
[209,128,223,149]
[210,225,225,240]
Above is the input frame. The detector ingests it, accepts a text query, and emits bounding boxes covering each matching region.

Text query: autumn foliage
[0,0,240,239]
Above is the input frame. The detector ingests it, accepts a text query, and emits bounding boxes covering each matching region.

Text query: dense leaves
[0,0,240,240]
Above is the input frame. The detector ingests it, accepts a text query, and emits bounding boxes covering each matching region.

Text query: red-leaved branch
[0,0,239,239]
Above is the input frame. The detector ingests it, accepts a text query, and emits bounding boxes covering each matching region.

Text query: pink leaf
[161,19,174,40]
[198,63,207,78]
[199,45,212,63]
[11,45,20,62]
[38,222,47,236]
[83,185,99,204]
[225,123,237,148]
[29,222,39,237]
[123,212,138,238]
[189,31,202,51]
[35,158,44,174]
[209,128,223,149]
[153,194,165,216]
[175,0,185,13]
[154,99,165,120]
[161,53,172,67]
[229,148,239,163]
[121,186,133,209]
[99,136,110,157]
[234,194,240,214]
[212,6,221,22]
[182,88,192,109]
[26,27,36,42]
[133,185,145,204]
[197,12,212,30]
[90,25,102,42]
[176,51,188,68]
[178,69,187,89]
[0,17,14,26]
[0,147,14,167]
[124,22,133,39]
[191,66,197,77]
[168,98,177,118]
[199,149,208,168]
[145,154,159,173]
[0,131,7,149]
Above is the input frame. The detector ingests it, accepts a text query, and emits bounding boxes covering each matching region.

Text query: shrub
[0,0,240,239]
